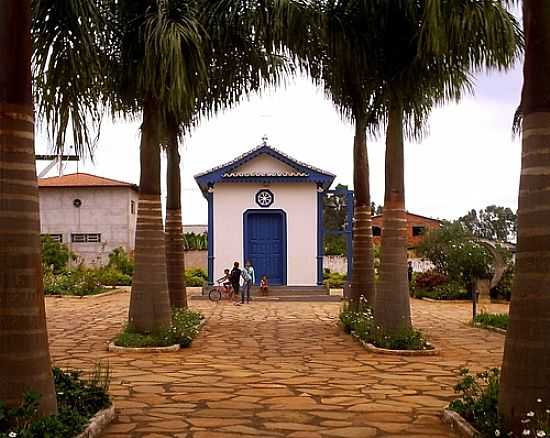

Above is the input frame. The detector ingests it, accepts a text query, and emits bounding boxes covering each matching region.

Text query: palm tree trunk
[350,113,376,306]
[165,118,187,308]
[0,1,57,415]
[499,1,550,432]
[128,100,172,332]
[375,105,411,332]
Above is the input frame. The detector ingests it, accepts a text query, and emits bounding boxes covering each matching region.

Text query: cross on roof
[261,135,268,145]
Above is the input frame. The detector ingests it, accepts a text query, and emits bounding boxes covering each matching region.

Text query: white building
[195,143,335,286]
[38,173,139,266]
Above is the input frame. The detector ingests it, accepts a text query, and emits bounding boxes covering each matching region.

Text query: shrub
[41,235,74,273]
[415,282,471,300]
[473,312,509,330]
[114,308,203,348]
[97,268,132,286]
[449,368,550,437]
[0,364,111,438]
[491,267,513,301]
[43,269,104,296]
[107,247,134,276]
[184,268,208,287]
[414,271,449,291]
[339,299,432,351]
[323,270,347,288]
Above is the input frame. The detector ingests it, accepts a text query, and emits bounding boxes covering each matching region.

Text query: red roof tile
[38,173,138,190]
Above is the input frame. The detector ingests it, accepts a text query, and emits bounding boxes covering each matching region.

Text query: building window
[412,226,426,236]
[42,233,63,243]
[131,200,135,214]
[372,226,382,236]
[71,233,101,243]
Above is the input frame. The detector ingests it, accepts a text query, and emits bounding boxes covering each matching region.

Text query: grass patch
[472,312,509,331]
[0,364,111,438]
[114,308,203,348]
[449,368,550,437]
[339,299,433,351]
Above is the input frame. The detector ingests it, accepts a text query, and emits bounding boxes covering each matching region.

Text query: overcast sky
[35,61,524,225]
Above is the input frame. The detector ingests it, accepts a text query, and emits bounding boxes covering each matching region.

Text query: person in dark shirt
[230,261,241,304]
[408,261,413,283]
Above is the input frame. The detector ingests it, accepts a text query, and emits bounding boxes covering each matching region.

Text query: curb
[470,322,507,335]
[441,408,478,438]
[108,342,180,353]
[351,332,440,356]
[75,405,117,438]
[47,288,129,300]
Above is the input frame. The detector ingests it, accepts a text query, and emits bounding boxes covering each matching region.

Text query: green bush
[114,308,203,348]
[415,282,471,300]
[97,268,132,287]
[473,312,509,330]
[43,269,104,296]
[184,268,208,287]
[339,299,432,351]
[323,270,347,288]
[107,247,134,276]
[41,235,74,273]
[0,365,111,438]
[491,267,513,301]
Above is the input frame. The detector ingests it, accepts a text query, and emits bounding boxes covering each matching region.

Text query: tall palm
[119,0,205,331]
[281,0,379,305]
[373,1,521,331]
[162,0,291,308]
[499,0,550,432]
[1,0,57,415]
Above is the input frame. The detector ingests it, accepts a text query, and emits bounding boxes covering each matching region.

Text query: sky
[35,61,524,226]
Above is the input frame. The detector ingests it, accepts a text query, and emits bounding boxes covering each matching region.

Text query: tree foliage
[41,235,74,274]
[417,222,495,289]
[458,205,517,242]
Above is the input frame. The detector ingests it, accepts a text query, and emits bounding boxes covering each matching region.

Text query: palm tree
[162,0,290,308]
[0,0,57,415]
[373,1,521,331]
[281,0,379,305]
[499,1,550,432]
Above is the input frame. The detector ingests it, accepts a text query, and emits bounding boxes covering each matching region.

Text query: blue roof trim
[195,144,335,196]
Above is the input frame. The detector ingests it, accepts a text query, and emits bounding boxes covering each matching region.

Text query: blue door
[244,211,286,285]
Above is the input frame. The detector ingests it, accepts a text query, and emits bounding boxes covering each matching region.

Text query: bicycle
[208,280,236,302]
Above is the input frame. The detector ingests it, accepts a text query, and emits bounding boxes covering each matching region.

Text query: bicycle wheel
[208,288,222,302]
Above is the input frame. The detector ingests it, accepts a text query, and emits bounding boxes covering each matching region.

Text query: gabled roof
[372,211,442,223]
[195,144,335,196]
[38,172,138,191]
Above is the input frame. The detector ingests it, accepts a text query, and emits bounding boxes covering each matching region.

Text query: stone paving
[44,292,509,437]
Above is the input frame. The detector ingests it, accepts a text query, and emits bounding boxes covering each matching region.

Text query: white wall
[39,187,137,265]
[213,182,318,286]
[234,155,296,174]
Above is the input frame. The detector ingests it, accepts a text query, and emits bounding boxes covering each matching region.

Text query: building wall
[234,155,296,174]
[212,182,318,285]
[184,250,208,271]
[371,214,441,248]
[39,187,138,266]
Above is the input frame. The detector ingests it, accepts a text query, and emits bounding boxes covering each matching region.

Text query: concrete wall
[213,182,318,285]
[39,187,138,266]
[185,250,207,271]
[235,155,296,174]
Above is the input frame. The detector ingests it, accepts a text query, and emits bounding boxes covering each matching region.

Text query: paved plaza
[44,293,509,437]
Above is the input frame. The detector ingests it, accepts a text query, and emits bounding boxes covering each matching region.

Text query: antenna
[36,148,79,178]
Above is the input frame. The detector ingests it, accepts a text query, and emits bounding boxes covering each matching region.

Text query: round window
[255,189,274,208]
[73,198,82,208]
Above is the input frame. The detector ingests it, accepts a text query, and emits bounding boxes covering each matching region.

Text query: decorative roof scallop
[194,143,335,196]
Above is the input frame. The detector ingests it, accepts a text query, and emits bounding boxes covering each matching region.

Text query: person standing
[241,265,252,304]
[407,261,414,283]
[230,262,241,305]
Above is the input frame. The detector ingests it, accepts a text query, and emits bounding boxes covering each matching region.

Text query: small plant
[184,268,208,287]
[114,308,203,348]
[414,270,449,291]
[339,298,432,351]
[97,267,132,287]
[473,312,509,331]
[449,368,550,437]
[323,270,347,288]
[107,247,134,276]
[41,235,75,273]
[43,268,105,296]
[0,364,111,438]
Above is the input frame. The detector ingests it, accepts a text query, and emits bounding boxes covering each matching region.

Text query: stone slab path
[44,293,509,437]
